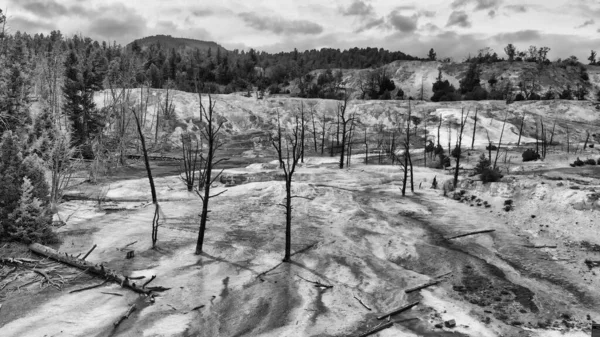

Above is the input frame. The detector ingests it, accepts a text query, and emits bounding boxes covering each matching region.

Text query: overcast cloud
[4,0,600,61]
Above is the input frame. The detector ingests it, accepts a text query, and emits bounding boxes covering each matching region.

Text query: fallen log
[33,269,61,289]
[447,229,495,240]
[405,280,439,294]
[354,295,372,311]
[524,245,557,249]
[376,301,420,320]
[29,243,153,295]
[114,304,136,328]
[101,292,123,296]
[70,281,108,293]
[296,274,333,289]
[142,275,156,288]
[82,244,97,260]
[357,322,393,337]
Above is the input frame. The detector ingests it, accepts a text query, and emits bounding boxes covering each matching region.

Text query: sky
[4,0,600,61]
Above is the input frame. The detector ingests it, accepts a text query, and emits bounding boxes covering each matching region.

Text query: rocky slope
[309,61,600,102]
[95,89,600,158]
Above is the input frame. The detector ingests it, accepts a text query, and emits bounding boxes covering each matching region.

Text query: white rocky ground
[1,151,599,336]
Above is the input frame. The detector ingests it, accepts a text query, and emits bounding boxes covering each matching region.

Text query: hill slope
[128,35,227,54]
[306,61,600,101]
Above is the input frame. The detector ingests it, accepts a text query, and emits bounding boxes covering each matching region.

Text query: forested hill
[128,35,226,54]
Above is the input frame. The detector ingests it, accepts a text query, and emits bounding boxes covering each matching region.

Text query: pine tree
[7,177,55,243]
[0,132,24,229]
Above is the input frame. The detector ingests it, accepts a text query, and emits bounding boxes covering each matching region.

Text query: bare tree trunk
[493,112,508,170]
[471,108,478,149]
[453,108,470,188]
[535,119,539,155]
[567,125,570,153]
[549,119,556,145]
[364,128,369,164]
[320,111,327,155]
[583,131,590,151]
[195,92,225,255]
[277,109,283,168]
[131,106,159,248]
[517,112,526,146]
[271,116,301,262]
[310,105,318,153]
[300,102,305,163]
[338,91,352,169]
[402,101,414,196]
[437,116,442,147]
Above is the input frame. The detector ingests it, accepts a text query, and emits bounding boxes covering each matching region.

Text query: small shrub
[584,158,597,165]
[522,149,540,162]
[439,154,451,168]
[474,154,491,174]
[486,144,498,151]
[573,157,584,166]
[481,167,503,183]
[451,146,461,158]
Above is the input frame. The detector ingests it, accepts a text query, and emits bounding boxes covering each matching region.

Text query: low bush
[481,167,503,183]
[451,146,461,158]
[585,158,597,165]
[522,149,540,162]
[573,157,584,166]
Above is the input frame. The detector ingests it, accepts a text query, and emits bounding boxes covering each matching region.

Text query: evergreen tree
[62,49,103,152]
[6,177,55,243]
[0,132,24,233]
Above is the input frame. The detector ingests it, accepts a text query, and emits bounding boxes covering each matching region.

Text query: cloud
[422,23,440,32]
[191,8,213,17]
[17,0,68,17]
[355,17,385,33]
[446,11,471,28]
[493,30,541,43]
[575,19,595,28]
[451,0,503,11]
[88,14,146,41]
[488,9,496,17]
[8,16,56,32]
[341,0,374,16]
[388,11,418,33]
[238,12,323,35]
[504,5,528,13]
[419,10,436,18]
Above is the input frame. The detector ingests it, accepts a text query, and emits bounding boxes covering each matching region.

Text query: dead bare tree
[309,102,319,153]
[364,128,369,164]
[493,112,509,170]
[566,125,570,153]
[299,101,306,163]
[275,108,284,168]
[131,100,159,248]
[320,109,329,155]
[195,91,226,255]
[346,112,357,167]
[517,112,526,146]
[549,119,557,145]
[471,108,478,149]
[453,108,470,188]
[338,90,354,169]
[179,133,201,192]
[583,131,590,151]
[271,115,302,262]
[400,101,415,196]
[48,134,77,210]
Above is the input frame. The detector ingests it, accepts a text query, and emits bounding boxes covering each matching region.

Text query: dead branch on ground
[376,301,420,320]
[114,304,136,328]
[447,229,495,240]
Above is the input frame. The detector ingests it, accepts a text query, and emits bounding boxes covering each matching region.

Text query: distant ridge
[127,35,227,53]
